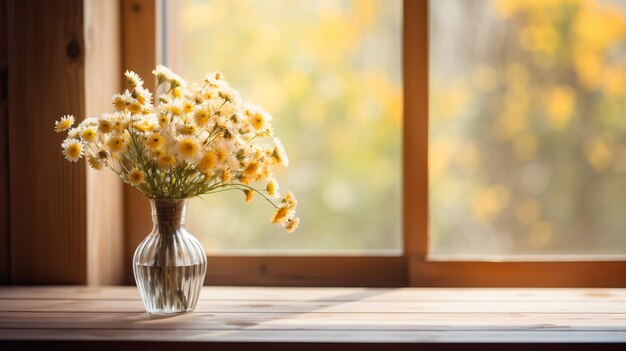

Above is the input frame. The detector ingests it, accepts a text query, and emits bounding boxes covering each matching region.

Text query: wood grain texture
[121,0,156,285]
[0,0,10,284]
[411,260,626,288]
[6,0,87,284]
[2,286,626,301]
[203,256,406,287]
[83,0,124,285]
[0,286,625,346]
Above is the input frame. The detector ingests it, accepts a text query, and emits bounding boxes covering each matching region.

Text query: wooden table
[0,287,625,350]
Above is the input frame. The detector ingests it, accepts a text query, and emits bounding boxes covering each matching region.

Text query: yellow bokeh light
[546,86,575,130]
[493,112,528,141]
[471,185,510,223]
[586,140,614,171]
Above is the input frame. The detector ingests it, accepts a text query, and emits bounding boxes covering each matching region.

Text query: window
[429,0,626,257]
[161,0,403,255]
[122,0,626,286]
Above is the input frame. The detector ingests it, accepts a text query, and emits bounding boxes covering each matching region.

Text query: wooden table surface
[0,286,625,349]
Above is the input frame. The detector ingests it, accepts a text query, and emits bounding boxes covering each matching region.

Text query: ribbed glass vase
[133,199,207,315]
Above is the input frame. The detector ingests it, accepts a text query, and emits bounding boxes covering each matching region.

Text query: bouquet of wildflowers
[54,66,299,233]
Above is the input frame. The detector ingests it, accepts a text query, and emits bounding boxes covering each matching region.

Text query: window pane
[163,0,402,255]
[430,0,626,256]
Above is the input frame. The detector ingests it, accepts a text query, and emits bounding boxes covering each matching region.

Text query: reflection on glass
[163,0,402,254]
[430,0,626,256]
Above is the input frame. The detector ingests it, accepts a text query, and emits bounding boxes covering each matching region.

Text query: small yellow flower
[97,149,109,160]
[157,154,176,168]
[128,102,142,114]
[173,87,182,98]
[243,162,259,176]
[98,119,113,134]
[54,115,74,133]
[203,90,217,100]
[61,138,84,162]
[194,110,210,126]
[271,204,290,224]
[183,100,194,114]
[257,165,271,181]
[112,94,129,112]
[146,133,165,150]
[81,128,97,142]
[178,124,197,135]
[177,138,200,161]
[152,65,172,85]
[215,148,227,162]
[197,151,217,174]
[128,168,145,186]
[124,70,143,90]
[243,189,254,203]
[134,86,152,105]
[168,103,182,116]
[221,169,232,183]
[158,115,170,128]
[134,121,155,132]
[282,191,298,210]
[204,71,223,85]
[87,156,104,170]
[267,178,279,197]
[245,104,272,130]
[285,217,300,233]
[239,174,251,185]
[272,138,289,167]
[67,127,80,138]
[250,113,265,130]
[106,135,127,154]
[112,119,126,132]
[219,87,240,105]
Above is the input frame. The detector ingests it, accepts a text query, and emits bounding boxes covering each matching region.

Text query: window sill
[0,286,624,349]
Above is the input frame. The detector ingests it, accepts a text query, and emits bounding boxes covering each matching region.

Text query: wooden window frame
[121,0,626,287]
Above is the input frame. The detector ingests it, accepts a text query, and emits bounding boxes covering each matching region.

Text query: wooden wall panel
[84,0,124,285]
[0,0,10,284]
[7,0,87,284]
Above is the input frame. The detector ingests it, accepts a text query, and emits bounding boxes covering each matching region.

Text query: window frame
[122,0,626,287]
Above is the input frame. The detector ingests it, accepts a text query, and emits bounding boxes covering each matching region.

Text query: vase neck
[151,199,188,234]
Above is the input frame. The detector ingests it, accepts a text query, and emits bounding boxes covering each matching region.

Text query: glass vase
[133,198,207,315]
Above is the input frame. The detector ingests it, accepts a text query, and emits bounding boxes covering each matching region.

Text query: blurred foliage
[430,0,626,255]
[166,0,402,254]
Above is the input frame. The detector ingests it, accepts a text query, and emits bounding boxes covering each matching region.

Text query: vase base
[146,310,193,316]
[134,263,206,314]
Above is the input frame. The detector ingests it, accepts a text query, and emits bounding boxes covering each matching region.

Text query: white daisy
[272,137,289,167]
[54,115,75,133]
[61,138,85,162]
[124,70,143,89]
